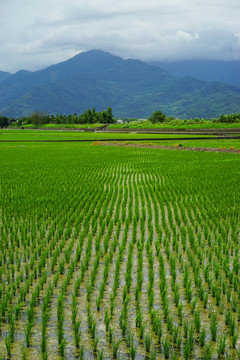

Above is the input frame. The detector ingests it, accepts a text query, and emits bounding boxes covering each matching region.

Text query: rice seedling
[144,333,152,353]
[130,342,137,360]
[112,338,121,358]
[210,313,218,341]
[232,332,238,349]
[199,327,206,347]
[204,343,213,360]
[162,338,171,359]
[194,308,201,333]
[217,334,227,358]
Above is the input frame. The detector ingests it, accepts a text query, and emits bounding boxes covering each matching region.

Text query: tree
[99,107,115,124]
[0,116,9,128]
[149,110,166,123]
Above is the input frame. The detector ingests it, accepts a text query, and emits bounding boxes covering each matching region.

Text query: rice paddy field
[0,130,215,142]
[0,132,240,359]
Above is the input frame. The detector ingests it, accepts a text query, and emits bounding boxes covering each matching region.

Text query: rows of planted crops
[0,141,239,359]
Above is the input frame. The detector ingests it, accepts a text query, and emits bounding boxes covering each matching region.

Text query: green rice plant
[59,338,66,358]
[232,332,238,349]
[144,334,151,353]
[74,320,81,348]
[25,321,32,347]
[130,342,137,360]
[96,295,101,311]
[199,327,206,347]
[167,315,174,333]
[177,302,183,326]
[93,335,101,352]
[148,290,154,311]
[238,304,240,322]
[226,288,231,303]
[59,259,65,275]
[140,322,146,340]
[173,284,180,306]
[104,309,111,332]
[162,338,171,359]
[204,343,213,360]
[150,347,157,360]
[225,307,231,325]
[186,280,193,303]
[217,334,227,358]
[79,345,85,360]
[112,339,121,358]
[71,305,77,325]
[231,293,238,312]
[97,349,104,360]
[184,320,189,338]
[194,308,201,333]
[4,335,11,358]
[188,323,195,351]
[215,287,221,306]
[210,313,217,341]
[41,333,47,355]
[9,313,15,342]
[172,325,179,344]
[229,315,236,336]
[90,317,97,339]
[191,298,197,314]
[183,340,191,360]
[176,330,182,349]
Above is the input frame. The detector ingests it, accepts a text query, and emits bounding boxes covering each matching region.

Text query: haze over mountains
[0,50,239,119]
[149,60,240,88]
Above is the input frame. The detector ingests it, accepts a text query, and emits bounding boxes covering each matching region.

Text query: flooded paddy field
[0,139,239,359]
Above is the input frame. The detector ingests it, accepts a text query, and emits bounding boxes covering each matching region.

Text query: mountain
[148,60,240,87]
[0,50,240,119]
[0,71,12,84]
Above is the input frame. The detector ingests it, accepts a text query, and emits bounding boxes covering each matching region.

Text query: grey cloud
[0,0,239,72]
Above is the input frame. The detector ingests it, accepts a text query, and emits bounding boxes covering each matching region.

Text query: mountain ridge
[148,60,240,87]
[1,50,240,119]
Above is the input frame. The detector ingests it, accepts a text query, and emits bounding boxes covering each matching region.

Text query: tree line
[6,107,115,127]
[1,109,240,128]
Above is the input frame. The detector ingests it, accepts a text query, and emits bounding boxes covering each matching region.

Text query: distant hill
[0,50,240,119]
[148,60,240,87]
[0,71,11,84]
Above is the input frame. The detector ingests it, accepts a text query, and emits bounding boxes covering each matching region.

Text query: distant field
[0,135,240,359]
[0,130,215,142]
[10,120,240,130]
[108,121,240,130]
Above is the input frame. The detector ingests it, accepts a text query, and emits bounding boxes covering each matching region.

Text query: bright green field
[108,121,240,130]
[0,140,240,359]
[0,130,215,142]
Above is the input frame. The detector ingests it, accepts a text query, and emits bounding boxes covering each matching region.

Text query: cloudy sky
[0,0,239,73]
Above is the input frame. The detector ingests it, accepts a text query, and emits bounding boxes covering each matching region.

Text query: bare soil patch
[97,141,240,153]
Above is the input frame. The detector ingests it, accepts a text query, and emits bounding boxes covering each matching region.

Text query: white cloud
[0,0,239,72]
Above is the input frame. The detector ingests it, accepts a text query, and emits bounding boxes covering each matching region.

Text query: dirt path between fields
[98,142,240,153]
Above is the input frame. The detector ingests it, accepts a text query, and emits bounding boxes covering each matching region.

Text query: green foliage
[0,115,9,128]
[148,110,166,123]
[18,107,115,125]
